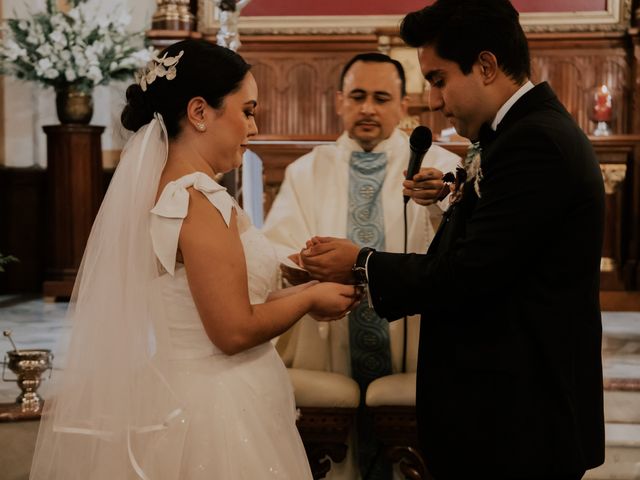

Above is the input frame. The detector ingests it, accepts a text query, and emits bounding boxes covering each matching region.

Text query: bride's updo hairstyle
[121,39,251,138]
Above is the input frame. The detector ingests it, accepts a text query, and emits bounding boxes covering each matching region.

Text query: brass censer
[2,330,53,412]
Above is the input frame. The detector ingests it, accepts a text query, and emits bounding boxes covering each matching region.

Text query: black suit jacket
[368,83,605,479]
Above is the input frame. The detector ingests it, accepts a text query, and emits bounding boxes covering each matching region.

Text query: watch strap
[352,247,375,284]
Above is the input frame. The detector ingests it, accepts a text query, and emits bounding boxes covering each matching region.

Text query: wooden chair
[366,373,433,480]
[289,369,360,479]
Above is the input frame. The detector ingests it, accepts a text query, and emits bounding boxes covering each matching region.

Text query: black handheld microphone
[404,126,433,204]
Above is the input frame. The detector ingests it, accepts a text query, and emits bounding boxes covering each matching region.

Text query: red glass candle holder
[591,84,612,136]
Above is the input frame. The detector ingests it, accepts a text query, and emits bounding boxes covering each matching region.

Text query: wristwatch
[352,247,375,284]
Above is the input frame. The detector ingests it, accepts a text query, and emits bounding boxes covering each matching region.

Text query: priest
[262,52,459,479]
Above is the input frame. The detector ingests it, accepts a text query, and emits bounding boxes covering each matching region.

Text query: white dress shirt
[491,80,534,131]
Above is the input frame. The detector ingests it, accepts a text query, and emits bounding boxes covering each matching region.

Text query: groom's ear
[477,51,498,85]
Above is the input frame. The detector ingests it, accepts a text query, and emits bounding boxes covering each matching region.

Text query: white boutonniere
[464,142,484,198]
[442,141,485,205]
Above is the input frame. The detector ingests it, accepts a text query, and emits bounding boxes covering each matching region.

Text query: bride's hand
[305,283,362,322]
[266,281,318,302]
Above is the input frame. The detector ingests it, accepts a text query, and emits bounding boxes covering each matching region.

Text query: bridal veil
[30,114,189,480]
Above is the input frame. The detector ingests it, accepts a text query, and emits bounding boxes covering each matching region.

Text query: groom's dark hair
[400,0,530,84]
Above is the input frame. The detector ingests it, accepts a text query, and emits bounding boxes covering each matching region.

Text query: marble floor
[602,312,640,370]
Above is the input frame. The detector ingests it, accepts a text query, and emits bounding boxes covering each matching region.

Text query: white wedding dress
[149,172,313,479]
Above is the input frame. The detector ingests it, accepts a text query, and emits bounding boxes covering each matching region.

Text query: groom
[299,0,606,479]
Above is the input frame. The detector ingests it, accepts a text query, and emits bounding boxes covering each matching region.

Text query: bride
[29,39,358,479]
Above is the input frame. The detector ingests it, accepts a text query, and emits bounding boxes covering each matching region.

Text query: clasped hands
[277,237,363,320]
[281,236,360,290]
[278,237,361,322]
[297,237,360,284]
[280,166,448,283]
[277,167,449,319]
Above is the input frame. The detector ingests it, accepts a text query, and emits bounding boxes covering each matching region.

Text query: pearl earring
[196,123,206,132]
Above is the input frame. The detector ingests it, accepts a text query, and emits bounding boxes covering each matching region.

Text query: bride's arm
[179,190,356,355]
[265,281,318,302]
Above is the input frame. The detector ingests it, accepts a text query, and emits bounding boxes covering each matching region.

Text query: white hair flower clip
[136,50,184,92]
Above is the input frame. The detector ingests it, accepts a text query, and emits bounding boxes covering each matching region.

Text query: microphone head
[409,125,433,153]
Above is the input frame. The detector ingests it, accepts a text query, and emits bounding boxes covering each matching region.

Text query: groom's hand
[300,237,359,284]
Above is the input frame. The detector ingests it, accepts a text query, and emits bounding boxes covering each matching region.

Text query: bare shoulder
[180,187,239,247]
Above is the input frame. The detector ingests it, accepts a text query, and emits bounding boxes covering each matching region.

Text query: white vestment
[263,128,460,374]
[262,128,459,479]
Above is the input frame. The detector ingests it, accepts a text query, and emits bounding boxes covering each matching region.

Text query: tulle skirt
[169,342,313,479]
[31,342,312,480]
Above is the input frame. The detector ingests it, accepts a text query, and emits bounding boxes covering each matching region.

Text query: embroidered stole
[347,151,392,479]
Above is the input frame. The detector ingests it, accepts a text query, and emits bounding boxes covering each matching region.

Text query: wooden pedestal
[42,125,105,299]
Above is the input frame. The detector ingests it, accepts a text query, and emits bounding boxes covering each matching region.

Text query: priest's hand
[300,236,360,284]
[403,167,450,206]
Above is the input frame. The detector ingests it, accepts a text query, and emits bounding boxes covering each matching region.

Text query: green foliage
[0,254,18,273]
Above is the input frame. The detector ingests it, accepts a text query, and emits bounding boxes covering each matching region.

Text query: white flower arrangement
[0,0,152,93]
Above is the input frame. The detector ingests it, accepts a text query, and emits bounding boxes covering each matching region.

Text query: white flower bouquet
[0,0,151,93]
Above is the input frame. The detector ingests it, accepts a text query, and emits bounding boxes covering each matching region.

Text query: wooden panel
[0,168,46,294]
[592,136,640,289]
[631,29,640,133]
[247,57,340,136]
[41,125,105,299]
[600,291,640,310]
[529,34,632,134]
[234,35,379,137]
[160,32,631,140]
